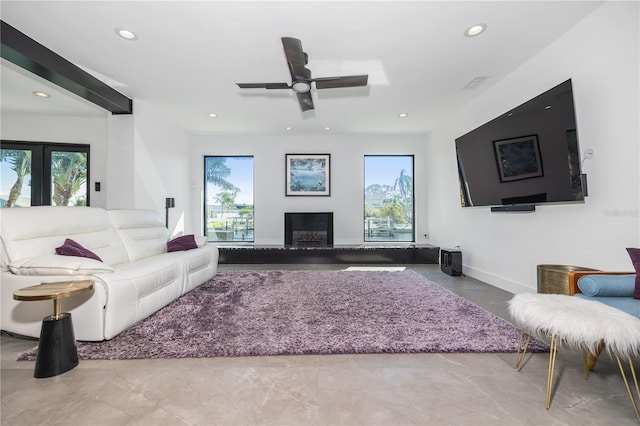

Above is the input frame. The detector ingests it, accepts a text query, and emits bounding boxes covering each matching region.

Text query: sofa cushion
[108,209,169,261]
[167,234,198,252]
[113,255,181,298]
[8,254,114,276]
[0,206,129,267]
[626,248,640,299]
[577,274,635,297]
[56,238,102,261]
[195,235,207,247]
[573,294,640,319]
[168,245,218,294]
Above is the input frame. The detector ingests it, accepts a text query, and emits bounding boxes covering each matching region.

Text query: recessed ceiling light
[464,23,487,37]
[208,113,217,118]
[32,91,50,98]
[324,127,331,131]
[398,113,409,118]
[116,28,137,40]
[544,105,552,110]
[285,126,292,131]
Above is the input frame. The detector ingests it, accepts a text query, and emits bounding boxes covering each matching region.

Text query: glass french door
[0,145,33,207]
[1,141,89,207]
[48,148,89,206]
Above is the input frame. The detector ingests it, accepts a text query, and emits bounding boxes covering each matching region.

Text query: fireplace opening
[285,212,334,247]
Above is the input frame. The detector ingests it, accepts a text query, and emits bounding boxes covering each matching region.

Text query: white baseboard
[462,265,536,295]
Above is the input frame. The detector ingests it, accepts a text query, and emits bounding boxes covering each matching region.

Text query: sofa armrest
[567,271,634,295]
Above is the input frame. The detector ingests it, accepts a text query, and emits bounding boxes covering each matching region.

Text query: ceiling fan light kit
[236,37,368,112]
[291,81,311,93]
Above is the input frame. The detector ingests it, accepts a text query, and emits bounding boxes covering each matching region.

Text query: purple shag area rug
[18,270,547,360]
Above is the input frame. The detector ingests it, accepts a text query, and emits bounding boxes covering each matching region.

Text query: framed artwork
[493,135,544,182]
[285,154,331,196]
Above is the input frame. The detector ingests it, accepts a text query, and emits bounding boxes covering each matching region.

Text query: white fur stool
[508,293,640,421]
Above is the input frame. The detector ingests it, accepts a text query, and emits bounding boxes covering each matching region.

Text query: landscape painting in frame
[286,154,331,196]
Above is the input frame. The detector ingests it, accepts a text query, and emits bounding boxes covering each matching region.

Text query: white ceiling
[1,58,107,117]
[0,1,604,135]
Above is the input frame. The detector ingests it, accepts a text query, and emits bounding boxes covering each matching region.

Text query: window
[364,155,414,242]
[203,156,254,242]
[1,141,90,208]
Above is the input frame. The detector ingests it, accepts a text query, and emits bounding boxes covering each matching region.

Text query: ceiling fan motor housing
[292,81,311,93]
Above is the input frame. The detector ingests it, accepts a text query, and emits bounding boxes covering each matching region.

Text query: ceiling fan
[236,37,368,112]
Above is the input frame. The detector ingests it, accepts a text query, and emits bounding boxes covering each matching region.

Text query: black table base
[34,313,79,378]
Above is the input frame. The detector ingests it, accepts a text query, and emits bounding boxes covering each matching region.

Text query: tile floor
[2,264,638,425]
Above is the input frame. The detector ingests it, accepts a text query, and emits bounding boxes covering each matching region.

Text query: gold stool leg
[615,354,640,423]
[515,330,531,371]
[546,336,558,410]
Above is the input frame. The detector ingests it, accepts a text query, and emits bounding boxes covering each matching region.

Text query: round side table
[14,280,94,378]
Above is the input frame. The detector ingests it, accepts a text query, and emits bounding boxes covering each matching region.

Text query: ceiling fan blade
[314,75,369,89]
[282,37,310,80]
[236,82,290,89]
[296,92,314,111]
[240,38,365,111]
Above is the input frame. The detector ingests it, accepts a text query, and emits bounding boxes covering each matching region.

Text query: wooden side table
[14,280,94,378]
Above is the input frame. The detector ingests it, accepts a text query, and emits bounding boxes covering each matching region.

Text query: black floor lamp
[165,197,175,228]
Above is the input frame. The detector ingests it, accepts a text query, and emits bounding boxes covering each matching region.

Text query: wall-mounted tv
[455,79,584,210]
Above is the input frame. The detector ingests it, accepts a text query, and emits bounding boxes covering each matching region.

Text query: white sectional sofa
[1,206,219,341]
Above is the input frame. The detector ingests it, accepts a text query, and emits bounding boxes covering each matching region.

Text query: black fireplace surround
[285,212,334,247]
[218,211,439,264]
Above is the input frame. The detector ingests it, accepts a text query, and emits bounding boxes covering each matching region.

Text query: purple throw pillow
[167,234,198,252]
[626,248,640,299]
[55,238,102,262]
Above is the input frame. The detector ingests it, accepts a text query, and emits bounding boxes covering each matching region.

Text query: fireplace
[284,212,334,247]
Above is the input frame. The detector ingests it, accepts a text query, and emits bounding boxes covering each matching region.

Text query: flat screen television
[455,79,584,210]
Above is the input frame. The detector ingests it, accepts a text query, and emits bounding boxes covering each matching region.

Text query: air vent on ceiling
[462,76,490,91]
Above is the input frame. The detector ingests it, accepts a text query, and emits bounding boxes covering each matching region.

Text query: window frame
[1,140,90,207]
[363,154,415,243]
[203,155,255,243]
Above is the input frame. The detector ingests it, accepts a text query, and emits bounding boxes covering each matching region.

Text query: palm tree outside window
[364,155,415,242]
[1,141,89,207]
[203,156,254,242]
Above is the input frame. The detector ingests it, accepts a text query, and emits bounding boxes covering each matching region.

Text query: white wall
[0,112,109,207]
[189,134,429,244]
[426,1,639,293]
[2,105,191,235]
[106,100,191,235]
[106,114,135,209]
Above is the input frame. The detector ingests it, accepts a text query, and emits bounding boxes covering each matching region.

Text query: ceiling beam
[1,20,133,114]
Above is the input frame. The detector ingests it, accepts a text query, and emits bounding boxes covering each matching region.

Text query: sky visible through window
[365,155,413,185]
[1,157,30,199]
[212,155,412,204]
[207,157,254,205]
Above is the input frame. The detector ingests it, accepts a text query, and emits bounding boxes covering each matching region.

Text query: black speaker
[440,249,462,276]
